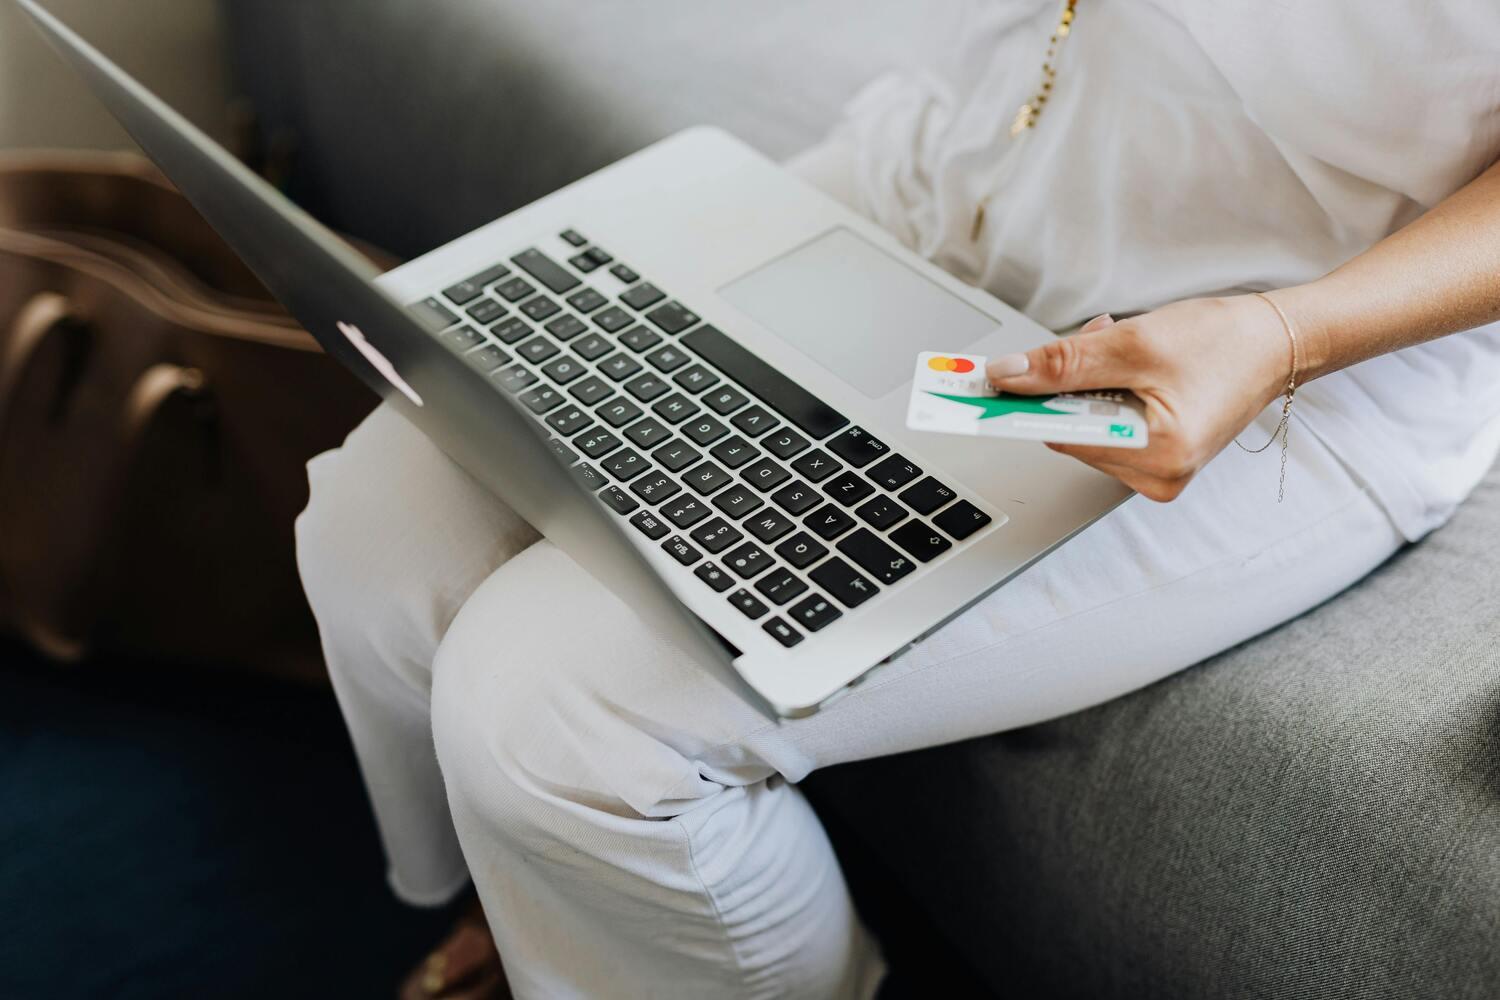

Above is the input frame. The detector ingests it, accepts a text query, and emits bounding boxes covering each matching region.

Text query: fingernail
[987,353,1029,379]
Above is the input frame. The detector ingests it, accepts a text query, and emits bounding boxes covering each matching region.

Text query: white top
[837,0,1500,540]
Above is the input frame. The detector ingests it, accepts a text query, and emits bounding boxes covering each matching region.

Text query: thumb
[986,315,1135,394]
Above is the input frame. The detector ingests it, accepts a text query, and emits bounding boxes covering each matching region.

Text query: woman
[296,2,1500,997]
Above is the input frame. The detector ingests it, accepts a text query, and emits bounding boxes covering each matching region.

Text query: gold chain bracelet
[1233,291,1301,502]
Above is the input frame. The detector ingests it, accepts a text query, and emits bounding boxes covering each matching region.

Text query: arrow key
[888,520,954,563]
[809,557,879,609]
[836,528,916,585]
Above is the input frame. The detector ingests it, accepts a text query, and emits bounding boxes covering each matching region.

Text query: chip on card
[906,352,1148,448]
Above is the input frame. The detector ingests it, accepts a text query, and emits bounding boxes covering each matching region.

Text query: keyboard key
[466,298,506,325]
[663,494,708,527]
[790,448,841,483]
[789,594,842,633]
[545,405,592,436]
[469,262,511,287]
[806,503,856,541]
[494,365,538,393]
[600,352,644,382]
[443,325,483,350]
[559,229,587,247]
[599,486,638,515]
[824,471,875,507]
[741,458,791,493]
[622,416,672,450]
[673,365,720,394]
[566,287,607,313]
[569,462,606,491]
[703,384,749,414]
[442,279,484,306]
[695,562,734,592]
[763,429,810,460]
[690,517,743,553]
[680,326,848,439]
[593,306,633,332]
[684,461,733,495]
[411,296,458,330]
[771,480,820,516]
[465,344,510,374]
[683,416,729,446]
[570,375,614,405]
[610,263,640,284]
[494,277,535,303]
[827,426,890,468]
[518,385,565,414]
[899,476,957,515]
[713,485,764,520]
[932,499,993,540]
[710,435,760,469]
[652,440,701,473]
[576,429,622,458]
[619,325,663,353]
[746,508,795,543]
[652,393,701,424]
[762,617,803,648]
[837,528,916,585]
[621,282,666,310]
[625,373,671,402]
[585,246,613,266]
[809,558,879,609]
[631,510,670,540]
[662,535,702,566]
[544,314,587,341]
[599,398,644,427]
[568,251,601,273]
[645,345,690,372]
[602,448,649,481]
[889,520,954,563]
[646,301,700,334]
[571,333,612,361]
[867,454,923,491]
[775,532,828,569]
[541,355,587,385]
[521,296,561,321]
[512,248,581,292]
[491,317,532,344]
[755,568,808,606]
[855,496,908,531]
[728,589,769,620]
[547,437,579,466]
[630,472,681,504]
[516,336,560,364]
[724,542,775,579]
[730,405,778,438]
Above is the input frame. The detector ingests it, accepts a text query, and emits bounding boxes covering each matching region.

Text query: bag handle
[0,292,213,659]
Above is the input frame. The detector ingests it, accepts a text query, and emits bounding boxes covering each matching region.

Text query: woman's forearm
[1279,158,1500,384]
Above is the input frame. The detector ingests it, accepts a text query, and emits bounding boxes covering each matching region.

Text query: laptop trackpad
[719,227,1000,400]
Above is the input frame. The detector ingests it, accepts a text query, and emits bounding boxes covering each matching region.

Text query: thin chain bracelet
[1234,291,1300,502]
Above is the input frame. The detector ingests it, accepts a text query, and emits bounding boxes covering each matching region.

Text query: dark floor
[0,638,989,999]
[0,641,461,1000]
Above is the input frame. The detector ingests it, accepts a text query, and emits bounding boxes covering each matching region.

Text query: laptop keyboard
[411,233,995,649]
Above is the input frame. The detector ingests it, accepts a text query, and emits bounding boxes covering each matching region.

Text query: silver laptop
[19,0,1129,718]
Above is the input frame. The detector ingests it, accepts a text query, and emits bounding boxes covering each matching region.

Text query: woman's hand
[986,295,1293,501]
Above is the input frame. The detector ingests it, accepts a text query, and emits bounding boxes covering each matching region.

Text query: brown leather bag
[0,151,379,681]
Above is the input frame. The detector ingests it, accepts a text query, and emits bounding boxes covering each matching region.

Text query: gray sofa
[221,2,1500,995]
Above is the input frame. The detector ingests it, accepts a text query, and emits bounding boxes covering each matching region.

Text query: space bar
[681,326,849,440]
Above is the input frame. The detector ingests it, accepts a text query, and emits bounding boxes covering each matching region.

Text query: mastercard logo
[927,356,976,373]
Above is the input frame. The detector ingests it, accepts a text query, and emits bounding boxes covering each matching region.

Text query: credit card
[906,352,1148,448]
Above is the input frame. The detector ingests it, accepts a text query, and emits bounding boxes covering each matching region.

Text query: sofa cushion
[806,459,1500,997]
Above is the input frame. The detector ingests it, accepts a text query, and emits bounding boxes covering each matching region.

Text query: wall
[0,0,231,151]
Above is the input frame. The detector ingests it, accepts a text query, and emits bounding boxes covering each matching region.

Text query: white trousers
[294,143,1406,1000]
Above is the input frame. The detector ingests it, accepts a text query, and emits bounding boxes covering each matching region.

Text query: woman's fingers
[1078,312,1116,333]
[1045,443,1193,502]
[986,318,1143,394]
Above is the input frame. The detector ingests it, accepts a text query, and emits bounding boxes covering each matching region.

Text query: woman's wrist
[1270,280,1340,385]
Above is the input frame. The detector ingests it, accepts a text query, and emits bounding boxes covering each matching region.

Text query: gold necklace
[971,0,1080,241]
